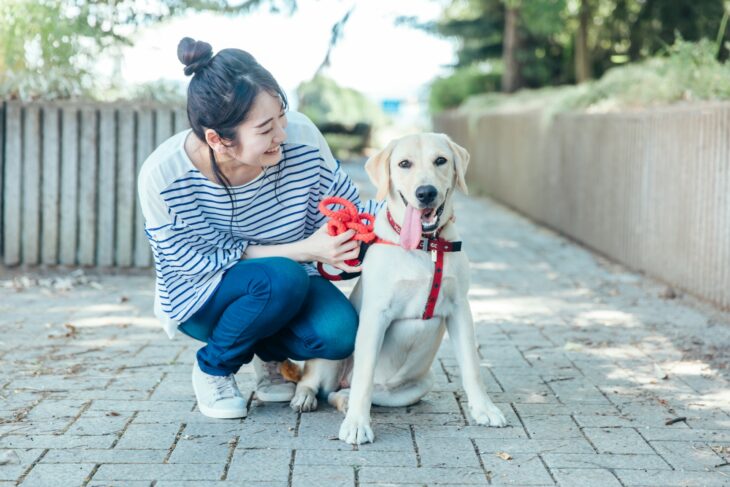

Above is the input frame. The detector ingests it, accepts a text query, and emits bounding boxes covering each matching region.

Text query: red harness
[381,210,462,319]
[316,197,462,320]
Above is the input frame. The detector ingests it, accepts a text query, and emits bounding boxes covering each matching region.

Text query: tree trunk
[575,0,592,83]
[501,5,522,93]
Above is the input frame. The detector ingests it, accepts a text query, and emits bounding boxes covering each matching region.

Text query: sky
[121,0,456,105]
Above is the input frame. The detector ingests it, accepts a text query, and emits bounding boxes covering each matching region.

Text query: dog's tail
[280,359,302,382]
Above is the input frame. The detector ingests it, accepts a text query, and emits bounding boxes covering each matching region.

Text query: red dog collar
[373,210,462,319]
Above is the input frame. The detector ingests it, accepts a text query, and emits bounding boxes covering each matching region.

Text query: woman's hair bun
[177,37,213,76]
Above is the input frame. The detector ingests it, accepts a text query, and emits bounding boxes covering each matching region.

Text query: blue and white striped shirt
[138,111,380,338]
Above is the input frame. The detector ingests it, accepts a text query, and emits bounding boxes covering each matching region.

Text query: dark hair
[177,37,288,221]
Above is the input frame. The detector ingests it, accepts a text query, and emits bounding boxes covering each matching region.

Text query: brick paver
[1,161,729,486]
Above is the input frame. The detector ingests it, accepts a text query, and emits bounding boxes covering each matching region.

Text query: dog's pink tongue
[400,205,423,250]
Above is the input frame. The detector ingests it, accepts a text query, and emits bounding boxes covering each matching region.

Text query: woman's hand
[304,225,362,273]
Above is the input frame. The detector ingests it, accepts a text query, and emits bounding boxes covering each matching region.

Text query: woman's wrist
[243,239,314,262]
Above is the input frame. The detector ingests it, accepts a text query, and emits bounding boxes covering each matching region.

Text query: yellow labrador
[290,133,507,445]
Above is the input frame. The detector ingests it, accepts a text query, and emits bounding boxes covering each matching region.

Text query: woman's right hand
[305,225,362,273]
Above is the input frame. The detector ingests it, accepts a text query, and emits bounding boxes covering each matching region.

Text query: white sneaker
[253,356,296,402]
[192,361,247,419]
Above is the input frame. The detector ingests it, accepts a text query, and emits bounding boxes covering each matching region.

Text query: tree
[420,0,728,103]
[0,0,297,100]
[575,0,592,82]
[501,0,522,92]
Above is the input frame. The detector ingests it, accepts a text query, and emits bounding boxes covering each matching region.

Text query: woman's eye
[434,156,447,166]
[398,160,411,169]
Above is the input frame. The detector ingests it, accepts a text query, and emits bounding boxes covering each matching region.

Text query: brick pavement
[1,161,729,486]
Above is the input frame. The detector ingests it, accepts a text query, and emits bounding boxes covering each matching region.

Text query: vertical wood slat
[60,106,79,265]
[78,106,97,266]
[134,109,153,267]
[41,105,60,264]
[22,105,41,265]
[116,108,135,267]
[173,108,189,133]
[0,102,5,259]
[97,107,116,266]
[3,102,21,265]
[155,108,173,146]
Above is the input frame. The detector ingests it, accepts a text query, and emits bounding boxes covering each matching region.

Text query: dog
[289,133,507,444]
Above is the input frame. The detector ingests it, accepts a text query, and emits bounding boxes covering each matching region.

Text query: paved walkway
[1,161,729,487]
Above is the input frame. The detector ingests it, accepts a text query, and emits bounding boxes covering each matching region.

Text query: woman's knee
[311,305,358,360]
[227,257,309,303]
[262,257,310,306]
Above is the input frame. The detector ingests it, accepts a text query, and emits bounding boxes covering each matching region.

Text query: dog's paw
[327,390,349,414]
[338,414,374,445]
[470,403,507,427]
[290,386,318,412]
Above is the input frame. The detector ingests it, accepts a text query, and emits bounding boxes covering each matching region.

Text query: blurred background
[2,0,730,312]
[2,0,728,158]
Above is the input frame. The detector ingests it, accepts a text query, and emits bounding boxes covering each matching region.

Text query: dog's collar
[374,209,462,320]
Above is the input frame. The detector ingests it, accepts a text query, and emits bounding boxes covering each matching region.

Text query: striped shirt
[137,111,381,338]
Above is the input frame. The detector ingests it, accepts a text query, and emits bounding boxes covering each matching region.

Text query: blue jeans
[179,257,358,376]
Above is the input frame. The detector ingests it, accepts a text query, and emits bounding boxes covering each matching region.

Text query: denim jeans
[178,257,358,376]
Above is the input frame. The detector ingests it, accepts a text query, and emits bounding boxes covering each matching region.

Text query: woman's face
[228,91,288,168]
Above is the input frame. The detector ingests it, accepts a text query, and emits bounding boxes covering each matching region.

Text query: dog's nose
[415,185,438,205]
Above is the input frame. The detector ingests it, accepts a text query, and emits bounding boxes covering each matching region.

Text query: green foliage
[459,38,730,114]
[0,0,105,99]
[566,37,730,110]
[423,0,729,105]
[296,75,386,128]
[296,75,386,158]
[0,0,295,101]
[124,80,188,105]
[429,65,501,114]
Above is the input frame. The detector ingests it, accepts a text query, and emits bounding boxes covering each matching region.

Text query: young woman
[138,37,379,419]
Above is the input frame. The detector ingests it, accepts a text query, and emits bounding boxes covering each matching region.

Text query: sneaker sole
[197,402,247,419]
[255,390,296,402]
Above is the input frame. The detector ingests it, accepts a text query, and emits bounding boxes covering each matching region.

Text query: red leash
[316,197,376,280]
[315,197,461,319]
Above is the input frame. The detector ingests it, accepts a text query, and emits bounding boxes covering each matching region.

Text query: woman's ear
[204,128,228,154]
[444,134,470,195]
[365,139,398,201]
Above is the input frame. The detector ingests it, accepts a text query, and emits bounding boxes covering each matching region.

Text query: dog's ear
[365,139,397,201]
[444,134,470,195]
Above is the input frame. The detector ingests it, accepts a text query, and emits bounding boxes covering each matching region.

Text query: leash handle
[316,197,375,281]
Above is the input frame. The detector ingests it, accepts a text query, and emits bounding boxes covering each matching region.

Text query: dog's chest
[390,252,462,318]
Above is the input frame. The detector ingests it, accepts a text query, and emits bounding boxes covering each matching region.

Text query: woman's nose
[273,125,286,143]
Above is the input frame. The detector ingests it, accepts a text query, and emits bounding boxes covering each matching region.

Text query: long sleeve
[138,161,247,323]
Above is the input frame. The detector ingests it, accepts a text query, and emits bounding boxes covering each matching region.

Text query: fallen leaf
[63,323,77,338]
[496,451,512,461]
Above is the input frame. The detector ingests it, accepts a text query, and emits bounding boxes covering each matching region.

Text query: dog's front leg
[446,299,507,427]
[338,308,389,445]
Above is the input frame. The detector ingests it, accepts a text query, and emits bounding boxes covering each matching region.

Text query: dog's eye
[398,160,412,169]
[434,156,447,166]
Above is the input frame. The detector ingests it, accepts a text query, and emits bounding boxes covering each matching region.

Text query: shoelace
[207,374,239,401]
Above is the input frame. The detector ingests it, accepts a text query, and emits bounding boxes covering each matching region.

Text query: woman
[137,37,379,419]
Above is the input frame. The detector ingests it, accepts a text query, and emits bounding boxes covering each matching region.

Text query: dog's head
[365,133,469,242]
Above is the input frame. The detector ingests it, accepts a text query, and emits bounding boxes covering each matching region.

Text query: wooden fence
[434,102,730,310]
[0,101,189,267]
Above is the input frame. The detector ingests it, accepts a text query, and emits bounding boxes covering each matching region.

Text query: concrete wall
[434,102,730,310]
